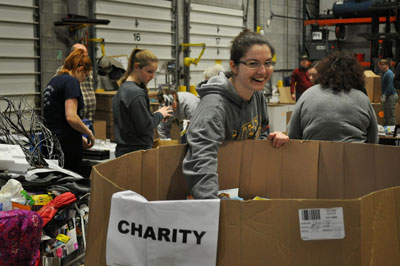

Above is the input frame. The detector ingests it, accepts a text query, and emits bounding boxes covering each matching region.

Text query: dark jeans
[60,140,83,173]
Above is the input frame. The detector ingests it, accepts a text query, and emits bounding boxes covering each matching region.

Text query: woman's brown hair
[315,50,365,92]
[118,48,158,85]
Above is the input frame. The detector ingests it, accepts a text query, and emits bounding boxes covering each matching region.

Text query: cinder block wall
[40,0,90,88]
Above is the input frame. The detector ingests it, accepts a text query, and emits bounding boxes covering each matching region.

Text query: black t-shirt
[43,74,84,143]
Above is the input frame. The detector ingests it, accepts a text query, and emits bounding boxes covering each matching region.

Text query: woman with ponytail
[112,48,173,157]
[43,49,95,172]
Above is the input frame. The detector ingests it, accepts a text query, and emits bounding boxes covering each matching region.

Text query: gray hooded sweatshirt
[183,73,269,199]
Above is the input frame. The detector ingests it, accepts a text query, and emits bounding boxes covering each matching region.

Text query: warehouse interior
[1,0,400,265]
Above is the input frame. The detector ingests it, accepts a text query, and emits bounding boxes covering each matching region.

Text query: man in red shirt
[290,55,313,101]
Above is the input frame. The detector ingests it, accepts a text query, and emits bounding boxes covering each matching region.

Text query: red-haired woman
[43,49,95,172]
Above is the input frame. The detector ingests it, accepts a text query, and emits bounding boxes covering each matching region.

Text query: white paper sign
[106,191,220,266]
[298,207,345,241]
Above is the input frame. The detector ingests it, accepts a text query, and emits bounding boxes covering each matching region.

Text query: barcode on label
[301,209,321,221]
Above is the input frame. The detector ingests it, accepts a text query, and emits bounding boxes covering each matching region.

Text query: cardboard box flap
[360,186,400,265]
[318,142,400,199]
[218,141,243,191]
[141,148,160,200]
[317,141,345,198]
[343,142,377,199]
[218,199,361,266]
[86,165,128,266]
[93,151,142,191]
[157,144,188,200]
[217,200,241,265]
[238,140,319,199]
[374,145,400,190]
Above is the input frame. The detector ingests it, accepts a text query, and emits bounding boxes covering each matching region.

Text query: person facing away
[57,43,96,134]
[43,49,95,173]
[112,48,173,157]
[290,55,313,101]
[378,59,398,126]
[288,50,378,143]
[156,89,200,142]
[183,29,289,199]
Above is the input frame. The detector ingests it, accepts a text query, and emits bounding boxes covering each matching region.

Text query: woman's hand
[82,136,89,149]
[268,131,289,148]
[156,106,173,119]
[86,133,95,148]
[82,134,95,149]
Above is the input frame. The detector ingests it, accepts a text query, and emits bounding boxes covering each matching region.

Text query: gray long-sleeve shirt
[288,84,378,143]
[112,81,163,151]
[157,92,200,139]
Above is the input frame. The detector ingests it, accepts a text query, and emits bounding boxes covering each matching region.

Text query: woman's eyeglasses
[237,60,275,69]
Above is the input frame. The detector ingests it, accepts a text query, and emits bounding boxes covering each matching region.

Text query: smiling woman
[182,29,289,199]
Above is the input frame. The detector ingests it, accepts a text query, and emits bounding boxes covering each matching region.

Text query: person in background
[378,59,399,125]
[204,64,225,80]
[157,89,200,143]
[196,64,225,91]
[290,55,313,101]
[43,49,95,172]
[307,61,319,85]
[57,43,96,134]
[112,48,173,157]
[288,50,378,143]
[183,29,289,199]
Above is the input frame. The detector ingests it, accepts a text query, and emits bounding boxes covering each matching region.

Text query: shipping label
[298,207,345,240]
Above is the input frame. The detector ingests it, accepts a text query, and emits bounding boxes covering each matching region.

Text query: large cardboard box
[86,140,400,265]
[364,71,382,103]
[278,86,296,104]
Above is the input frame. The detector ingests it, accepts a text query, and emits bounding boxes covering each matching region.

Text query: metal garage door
[0,0,40,113]
[189,3,244,86]
[95,0,174,89]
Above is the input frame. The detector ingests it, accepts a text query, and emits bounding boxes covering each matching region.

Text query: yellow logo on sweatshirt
[232,116,261,140]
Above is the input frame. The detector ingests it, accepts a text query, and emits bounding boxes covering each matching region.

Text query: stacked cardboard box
[364,71,381,103]
[86,140,400,265]
[94,91,116,141]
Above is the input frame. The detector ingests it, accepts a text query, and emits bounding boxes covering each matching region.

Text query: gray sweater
[112,81,163,151]
[157,92,200,139]
[288,84,378,143]
[183,73,269,199]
